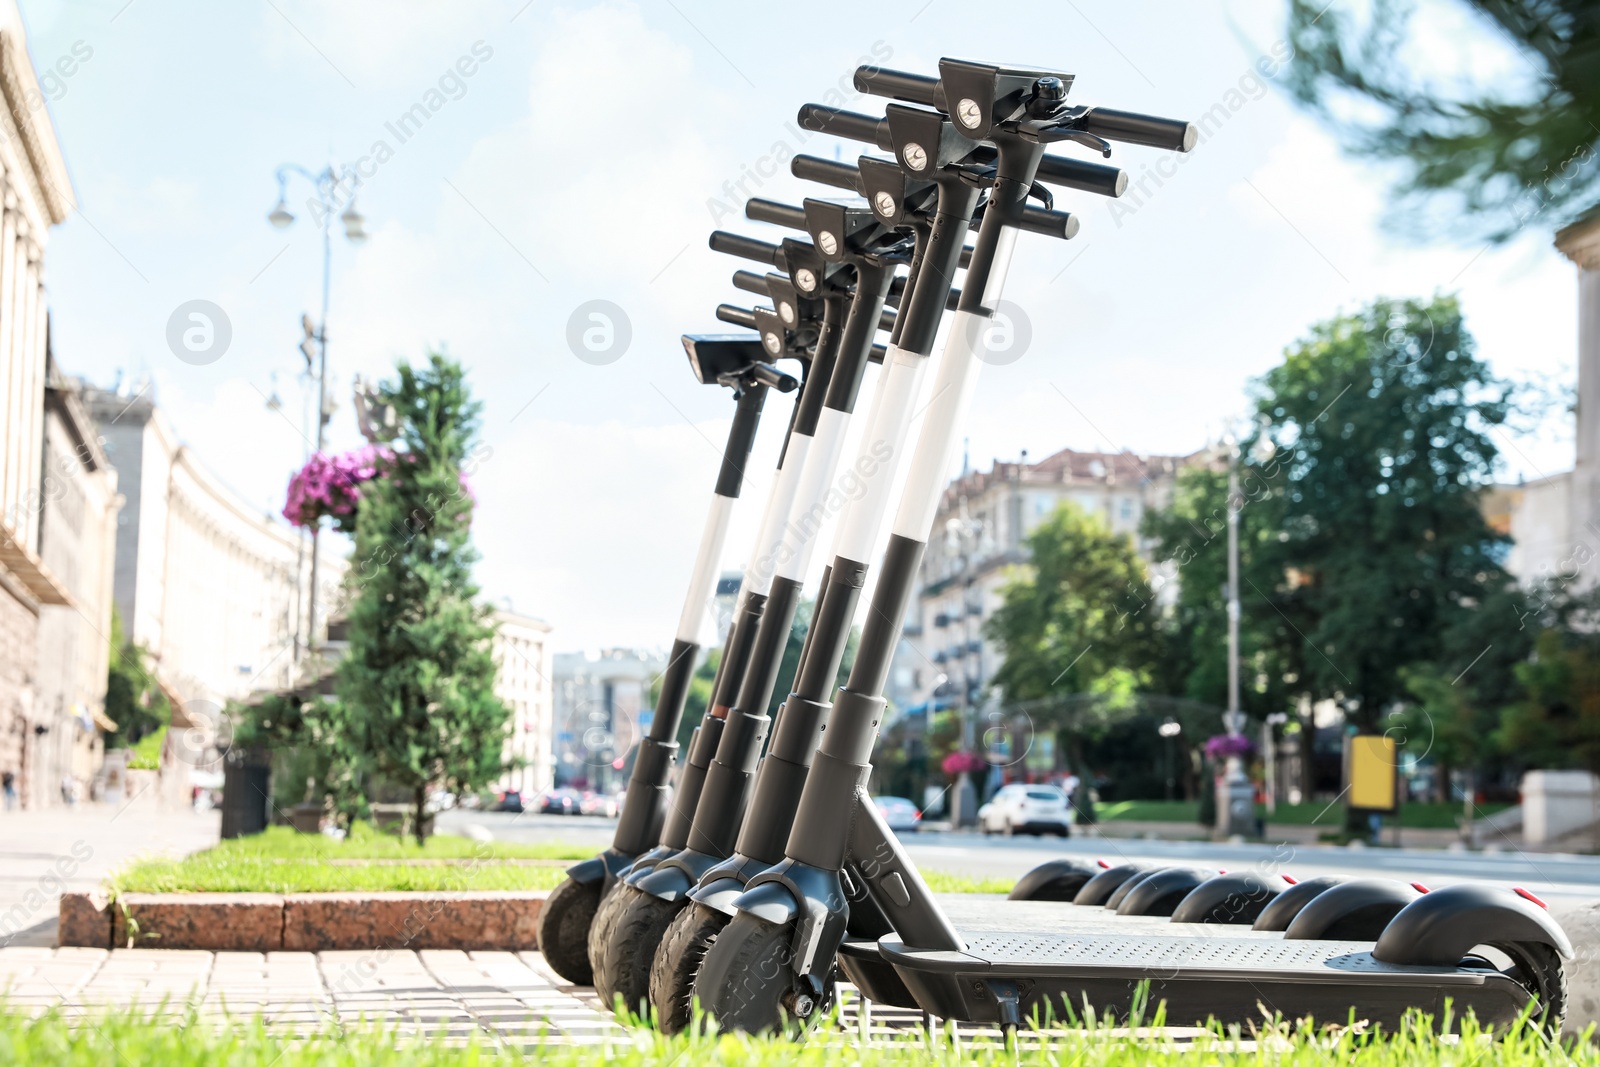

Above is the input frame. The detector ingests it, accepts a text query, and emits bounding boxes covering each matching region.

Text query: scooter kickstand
[988,980,1022,1038]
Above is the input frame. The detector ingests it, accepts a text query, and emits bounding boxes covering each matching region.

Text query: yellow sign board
[1346,735,1399,813]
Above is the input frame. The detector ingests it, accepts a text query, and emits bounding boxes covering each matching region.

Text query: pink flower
[942,750,988,777]
[283,446,395,532]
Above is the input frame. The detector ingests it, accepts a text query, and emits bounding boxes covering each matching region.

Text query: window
[1120,497,1134,520]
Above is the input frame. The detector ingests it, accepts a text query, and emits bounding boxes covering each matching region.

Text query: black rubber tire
[1492,940,1568,1035]
[694,910,803,1036]
[594,889,689,1017]
[650,901,730,1034]
[537,875,602,985]
[585,879,636,986]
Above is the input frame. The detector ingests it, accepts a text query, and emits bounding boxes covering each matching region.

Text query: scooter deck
[837,898,1287,1006]
[877,931,1536,1029]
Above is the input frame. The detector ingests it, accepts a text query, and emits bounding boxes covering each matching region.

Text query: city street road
[437,810,1600,907]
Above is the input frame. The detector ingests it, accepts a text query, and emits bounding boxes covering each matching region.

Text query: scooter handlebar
[854,65,940,107]
[1035,154,1128,198]
[791,154,863,193]
[709,230,784,267]
[796,104,893,151]
[854,63,1195,153]
[716,304,758,329]
[746,198,808,231]
[1079,106,1197,152]
[1018,206,1079,240]
[748,361,799,393]
[731,270,768,297]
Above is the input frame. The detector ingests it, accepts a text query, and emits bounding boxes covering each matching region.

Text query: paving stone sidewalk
[0,945,1230,1052]
[0,946,630,1045]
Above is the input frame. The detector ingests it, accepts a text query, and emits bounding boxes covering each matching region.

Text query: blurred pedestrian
[1,770,15,810]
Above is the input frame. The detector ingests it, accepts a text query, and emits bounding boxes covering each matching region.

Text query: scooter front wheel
[594,885,685,1015]
[537,875,602,984]
[693,910,809,1036]
[585,878,636,985]
[651,901,730,1034]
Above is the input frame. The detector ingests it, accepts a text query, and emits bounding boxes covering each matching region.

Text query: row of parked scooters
[536,56,1573,1037]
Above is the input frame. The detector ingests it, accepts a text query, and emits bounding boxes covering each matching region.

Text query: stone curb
[58,890,548,952]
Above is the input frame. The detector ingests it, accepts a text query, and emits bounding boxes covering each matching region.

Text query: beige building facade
[83,385,339,714]
[0,2,93,805]
[895,447,1197,714]
[492,608,554,797]
[29,369,120,808]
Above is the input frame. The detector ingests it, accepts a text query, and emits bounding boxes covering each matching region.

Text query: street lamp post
[1263,711,1288,815]
[1217,436,1255,840]
[1159,719,1182,802]
[944,499,988,827]
[267,164,367,660]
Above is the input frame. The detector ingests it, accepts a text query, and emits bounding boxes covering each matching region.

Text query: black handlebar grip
[746,198,808,231]
[791,154,862,193]
[853,65,940,108]
[732,270,769,297]
[869,342,888,364]
[1017,206,1080,240]
[716,304,758,329]
[749,362,799,393]
[710,231,783,266]
[959,244,973,270]
[796,104,893,151]
[1036,155,1129,198]
[1082,107,1197,152]
[878,307,896,333]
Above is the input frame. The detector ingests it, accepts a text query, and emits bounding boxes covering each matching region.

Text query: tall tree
[1242,295,1518,736]
[985,503,1164,772]
[1283,0,1600,241]
[334,354,507,842]
[1143,461,1305,720]
[1494,585,1600,778]
[103,609,168,748]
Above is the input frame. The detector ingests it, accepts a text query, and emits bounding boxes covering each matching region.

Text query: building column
[1556,211,1600,590]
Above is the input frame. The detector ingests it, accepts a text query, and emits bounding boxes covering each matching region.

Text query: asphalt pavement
[436,809,1600,906]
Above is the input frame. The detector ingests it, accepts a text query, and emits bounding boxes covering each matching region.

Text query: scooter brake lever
[1037,120,1113,157]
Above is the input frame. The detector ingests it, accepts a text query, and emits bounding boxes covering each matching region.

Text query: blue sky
[18,0,1581,649]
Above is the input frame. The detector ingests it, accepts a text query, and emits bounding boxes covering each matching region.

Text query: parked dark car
[537,788,582,815]
[492,790,524,813]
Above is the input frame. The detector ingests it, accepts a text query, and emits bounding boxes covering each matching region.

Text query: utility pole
[267,164,367,659]
[1217,438,1255,839]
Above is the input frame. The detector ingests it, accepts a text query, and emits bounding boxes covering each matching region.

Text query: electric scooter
[646,125,1122,1031]
[535,317,813,984]
[578,266,856,983]
[692,59,1571,1036]
[590,195,918,1011]
[581,232,900,979]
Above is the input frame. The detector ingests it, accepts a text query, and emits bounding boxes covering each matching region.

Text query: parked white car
[978,784,1073,836]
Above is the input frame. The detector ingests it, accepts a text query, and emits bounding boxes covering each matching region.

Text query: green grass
[111,823,1012,895]
[125,726,166,771]
[1096,800,1511,830]
[109,824,596,895]
[923,871,1016,894]
[0,1003,1587,1066]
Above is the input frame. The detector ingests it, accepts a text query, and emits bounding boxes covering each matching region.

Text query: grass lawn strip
[109,824,1017,895]
[0,1002,1583,1065]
